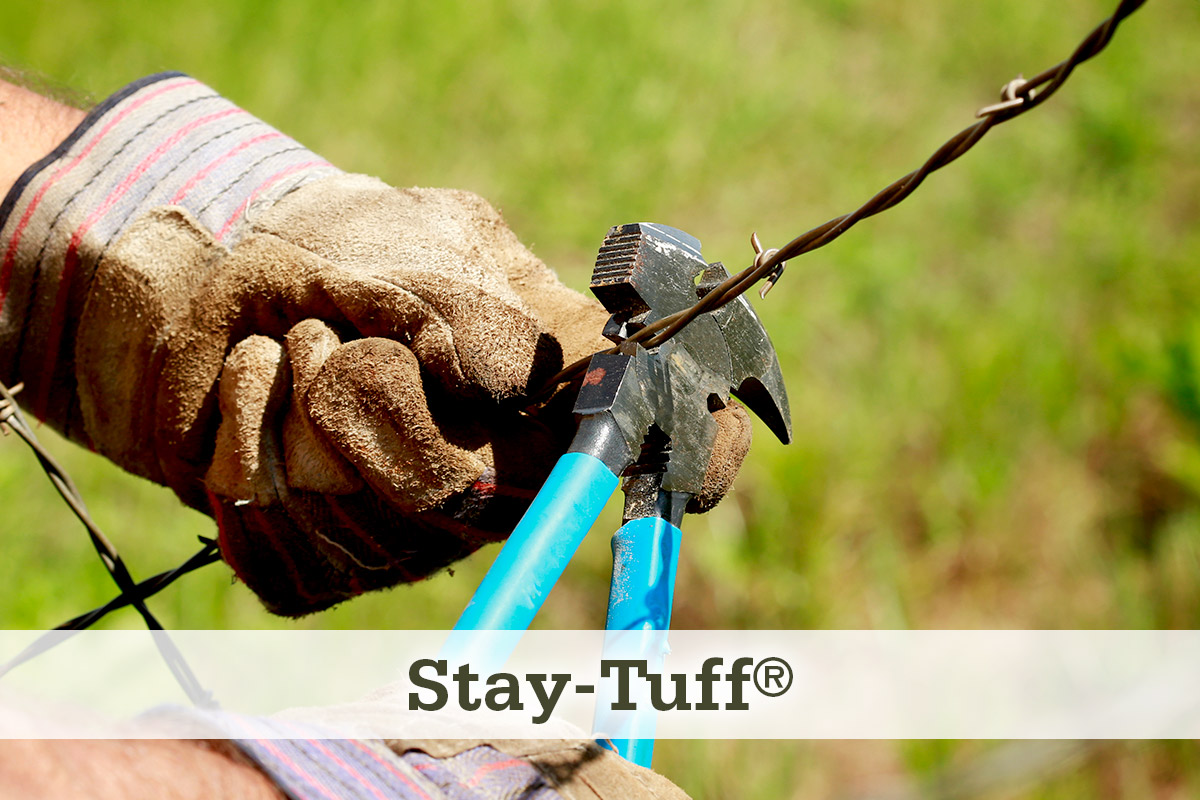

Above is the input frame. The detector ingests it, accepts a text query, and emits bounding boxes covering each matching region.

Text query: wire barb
[977,75,1033,118]
[0,382,22,434]
[751,231,785,299]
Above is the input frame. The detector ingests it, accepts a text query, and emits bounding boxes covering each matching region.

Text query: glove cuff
[0,72,341,433]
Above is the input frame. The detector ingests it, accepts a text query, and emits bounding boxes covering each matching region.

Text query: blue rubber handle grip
[604,516,682,632]
[453,451,619,632]
[595,516,682,766]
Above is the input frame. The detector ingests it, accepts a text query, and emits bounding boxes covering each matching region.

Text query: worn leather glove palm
[0,74,750,615]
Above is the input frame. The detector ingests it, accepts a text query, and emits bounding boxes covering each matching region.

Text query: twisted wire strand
[0,0,1150,710]
[0,380,217,707]
[55,539,221,632]
[532,0,1148,399]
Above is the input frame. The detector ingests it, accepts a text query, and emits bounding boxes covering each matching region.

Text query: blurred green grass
[2,0,1200,797]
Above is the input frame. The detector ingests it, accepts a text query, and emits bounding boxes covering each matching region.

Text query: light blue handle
[453,452,619,632]
[610,738,657,770]
[595,515,682,767]
[605,516,681,632]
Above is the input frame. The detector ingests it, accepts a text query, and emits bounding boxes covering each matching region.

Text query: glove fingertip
[204,335,289,505]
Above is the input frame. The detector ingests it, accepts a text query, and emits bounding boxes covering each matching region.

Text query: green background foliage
[2,1,1199,796]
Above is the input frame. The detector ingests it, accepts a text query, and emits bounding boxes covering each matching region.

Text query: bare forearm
[0,740,285,800]
[0,79,86,199]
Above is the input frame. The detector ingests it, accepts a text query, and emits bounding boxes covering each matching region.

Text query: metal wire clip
[752,232,785,299]
[0,382,23,434]
[977,75,1033,118]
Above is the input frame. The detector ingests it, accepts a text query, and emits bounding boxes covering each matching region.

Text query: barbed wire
[0,0,1148,711]
[0,380,217,707]
[531,0,1148,401]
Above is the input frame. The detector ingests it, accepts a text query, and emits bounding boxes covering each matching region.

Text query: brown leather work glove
[0,74,750,615]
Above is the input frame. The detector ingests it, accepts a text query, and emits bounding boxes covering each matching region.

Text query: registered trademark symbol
[753,657,793,697]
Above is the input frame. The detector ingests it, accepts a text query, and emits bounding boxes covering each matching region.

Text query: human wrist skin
[0,78,86,215]
[0,739,286,800]
[0,72,340,437]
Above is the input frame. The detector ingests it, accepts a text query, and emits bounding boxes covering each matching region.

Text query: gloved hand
[0,73,750,615]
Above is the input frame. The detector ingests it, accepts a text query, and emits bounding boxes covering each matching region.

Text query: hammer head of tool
[579,222,791,493]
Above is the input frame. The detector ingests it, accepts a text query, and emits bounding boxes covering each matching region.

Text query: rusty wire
[532,0,1148,400]
[0,0,1148,706]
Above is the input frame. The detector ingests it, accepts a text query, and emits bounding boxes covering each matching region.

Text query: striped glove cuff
[0,72,341,429]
